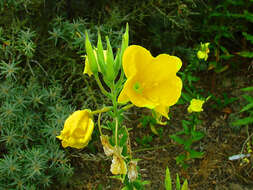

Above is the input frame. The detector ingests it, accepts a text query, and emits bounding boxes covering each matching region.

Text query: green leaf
[237,51,253,58]
[181,180,189,190]
[241,87,253,92]
[170,135,185,145]
[176,174,181,190]
[242,32,253,44]
[191,131,205,142]
[165,167,172,190]
[240,102,253,113]
[188,149,204,159]
[232,117,253,126]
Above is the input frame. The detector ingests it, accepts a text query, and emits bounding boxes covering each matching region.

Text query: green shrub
[0,77,74,189]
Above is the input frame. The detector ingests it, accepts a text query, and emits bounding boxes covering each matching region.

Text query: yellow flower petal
[187,99,205,113]
[83,55,93,77]
[119,45,183,118]
[122,45,151,78]
[57,110,94,149]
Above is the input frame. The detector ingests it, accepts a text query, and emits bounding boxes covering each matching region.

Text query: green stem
[94,75,109,97]
[115,117,118,146]
[91,106,112,115]
[98,112,103,136]
[122,103,134,111]
[133,144,176,153]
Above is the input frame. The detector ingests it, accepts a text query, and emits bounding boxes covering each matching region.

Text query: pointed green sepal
[85,31,98,74]
[97,32,106,75]
[115,23,129,73]
[105,36,115,81]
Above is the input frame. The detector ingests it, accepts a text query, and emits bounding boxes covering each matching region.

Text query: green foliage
[232,87,253,127]
[165,167,188,190]
[170,116,205,169]
[0,77,74,189]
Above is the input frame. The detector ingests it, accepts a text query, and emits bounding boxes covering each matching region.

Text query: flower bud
[57,110,94,149]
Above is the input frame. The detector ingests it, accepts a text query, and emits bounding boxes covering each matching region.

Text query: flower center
[133,82,142,94]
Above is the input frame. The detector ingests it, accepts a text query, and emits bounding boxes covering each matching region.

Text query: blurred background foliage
[0,0,252,189]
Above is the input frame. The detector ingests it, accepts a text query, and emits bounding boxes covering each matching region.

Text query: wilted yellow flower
[187,99,205,113]
[128,160,138,182]
[110,147,127,175]
[57,110,94,149]
[197,42,210,61]
[118,45,182,118]
[83,50,107,77]
[100,135,114,156]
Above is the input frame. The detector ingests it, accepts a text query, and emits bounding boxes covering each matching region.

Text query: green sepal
[85,31,98,74]
[105,36,115,82]
[115,23,129,73]
[97,32,106,75]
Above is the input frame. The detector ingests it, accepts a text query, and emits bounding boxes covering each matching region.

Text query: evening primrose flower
[83,50,107,77]
[118,45,182,118]
[187,99,205,113]
[197,42,210,61]
[57,110,94,149]
[110,146,127,175]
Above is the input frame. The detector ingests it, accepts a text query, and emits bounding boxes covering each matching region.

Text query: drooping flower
[110,146,127,175]
[187,99,205,113]
[57,110,94,149]
[197,42,210,61]
[127,160,138,182]
[118,45,183,118]
[100,135,114,156]
[83,50,107,77]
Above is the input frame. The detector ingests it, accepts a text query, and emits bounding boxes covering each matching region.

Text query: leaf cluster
[0,77,74,189]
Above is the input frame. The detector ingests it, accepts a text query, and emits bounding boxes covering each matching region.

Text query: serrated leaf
[165,167,172,190]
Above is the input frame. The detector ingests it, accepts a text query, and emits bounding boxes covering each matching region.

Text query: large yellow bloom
[118,45,182,118]
[57,110,94,149]
[187,99,205,113]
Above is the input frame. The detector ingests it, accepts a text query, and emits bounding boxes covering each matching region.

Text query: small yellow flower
[187,99,205,113]
[100,135,114,156]
[197,42,210,61]
[83,50,107,77]
[128,160,138,182]
[118,45,183,118]
[57,110,94,149]
[110,147,127,175]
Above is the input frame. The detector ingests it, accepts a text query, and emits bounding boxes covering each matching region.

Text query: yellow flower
[197,42,210,61]
[83,50,107,77]
[187,99,205,113]
[57,110,94,149]
[118,45,182,118]
[110,146,127,175]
